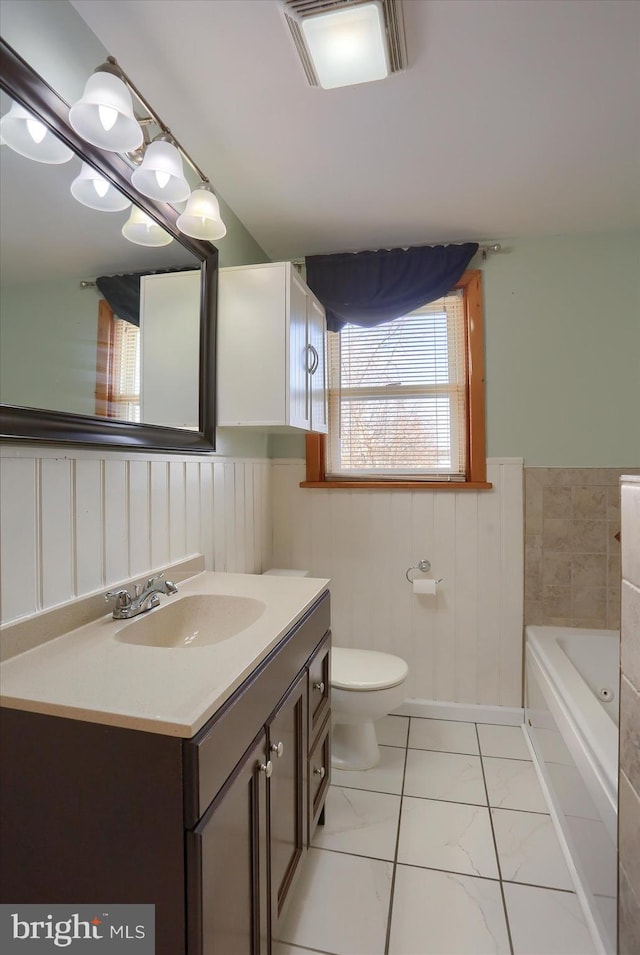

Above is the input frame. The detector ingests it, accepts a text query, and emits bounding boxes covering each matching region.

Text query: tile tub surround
[524,467,640,629]
[619,476,640,955]
[277,715,597,955]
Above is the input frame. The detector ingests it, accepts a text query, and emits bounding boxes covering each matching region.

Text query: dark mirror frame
[0,38,217,453]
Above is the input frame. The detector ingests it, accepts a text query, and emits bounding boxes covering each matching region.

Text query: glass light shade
[176,187,227,240]
[71,162,131,212]
[69,71,143,152]
[122,206,173,247]
[301,1,389,90]
[131,140,191,203]
[0,102,73,163]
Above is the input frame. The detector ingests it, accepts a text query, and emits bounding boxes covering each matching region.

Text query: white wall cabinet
[217,262,327,433]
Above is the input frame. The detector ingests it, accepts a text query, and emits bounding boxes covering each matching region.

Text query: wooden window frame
[302,269,491,490]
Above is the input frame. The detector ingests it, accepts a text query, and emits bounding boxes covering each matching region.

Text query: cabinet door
[187,733,269,955]
[288,271,311,431]
[307,295,328,434]
[268,671,308,933]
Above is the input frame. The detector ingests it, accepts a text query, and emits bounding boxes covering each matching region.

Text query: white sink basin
[114,594,266,648]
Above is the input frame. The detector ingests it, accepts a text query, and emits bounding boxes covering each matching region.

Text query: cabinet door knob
[259,760,273,778]
[270,741,284,758]
[313,766,326,779]
[312,681,325,693]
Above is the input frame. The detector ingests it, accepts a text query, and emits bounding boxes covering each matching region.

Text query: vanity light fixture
[69,62,143,152]
[121,205,173,247]
[176,182,227,241]
[0,100,73,163]
[71,161,132,212]
[131,136,191,203]
[281,0,407,90]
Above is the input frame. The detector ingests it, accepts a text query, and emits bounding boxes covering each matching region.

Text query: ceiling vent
[282,0,407,88]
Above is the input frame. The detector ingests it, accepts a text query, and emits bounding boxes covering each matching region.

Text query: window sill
[300,480,493,490]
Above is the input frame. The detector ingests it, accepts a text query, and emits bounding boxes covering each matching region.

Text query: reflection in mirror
[0,92,201,429]
[0,37,217,452]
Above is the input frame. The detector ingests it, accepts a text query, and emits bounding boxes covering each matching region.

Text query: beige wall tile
[543,485,572,518]
[543,554,572,587]
[621,676,640,794]
[572,554,607,589]
[543,518,573,552]
[621,581,640,689]
[543,586,572,619]
[572,586,607,621]
[607,589,621,631]
[619,771,640,900]
[571,519,608,554]
[572,486,607,519]
[619,864,640,955]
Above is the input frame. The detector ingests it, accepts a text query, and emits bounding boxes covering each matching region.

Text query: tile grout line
[475,722,515,955]
[383,716,411,955]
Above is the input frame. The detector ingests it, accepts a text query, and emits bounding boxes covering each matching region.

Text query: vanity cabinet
[0,592,331,955]
[217,262,328,433]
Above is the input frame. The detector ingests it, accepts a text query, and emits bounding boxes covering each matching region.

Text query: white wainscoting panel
[0,447,271,626]
[270,459,524,707]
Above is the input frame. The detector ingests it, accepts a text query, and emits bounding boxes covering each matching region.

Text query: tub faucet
[106,573,178,619]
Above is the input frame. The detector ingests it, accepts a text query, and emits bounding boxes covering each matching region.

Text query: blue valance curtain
[305,243,479,332]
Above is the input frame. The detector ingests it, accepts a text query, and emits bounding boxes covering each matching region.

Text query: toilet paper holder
[405,559,443,584]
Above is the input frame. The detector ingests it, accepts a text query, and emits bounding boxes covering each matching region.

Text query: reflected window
[95,300,140,421]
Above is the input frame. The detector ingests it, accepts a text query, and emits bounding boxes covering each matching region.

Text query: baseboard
[394,698,525,725]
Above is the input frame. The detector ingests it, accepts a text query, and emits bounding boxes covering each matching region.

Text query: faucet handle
[144,572,165,589]
[105,589,132,609]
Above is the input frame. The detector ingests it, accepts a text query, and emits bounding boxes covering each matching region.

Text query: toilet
[262,569,409,772]
[331,647,408,771]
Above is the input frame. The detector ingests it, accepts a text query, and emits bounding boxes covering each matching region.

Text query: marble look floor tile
[477,723,531,760]
[404,749,487,805]
[408,717,479,755]
[277,848,392,955]
[398,797,498,878]
[482,756,549,813]
[311,786,400,860]
[503,882,597,954]
[331,745,406,795]
[491,808,574,890]
[375,714,409,747]
[388,865,510,954]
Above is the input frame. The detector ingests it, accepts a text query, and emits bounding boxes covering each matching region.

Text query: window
[95,300,141,422]
[304,270,489,488]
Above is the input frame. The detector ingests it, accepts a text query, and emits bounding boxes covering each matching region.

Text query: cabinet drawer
[308,713,331,843]
[308,633,330,747]
[184,593,330,826]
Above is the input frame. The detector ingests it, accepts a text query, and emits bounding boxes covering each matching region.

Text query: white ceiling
[71,0,640,261]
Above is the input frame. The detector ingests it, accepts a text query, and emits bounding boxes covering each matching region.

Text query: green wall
[482,231,639,466]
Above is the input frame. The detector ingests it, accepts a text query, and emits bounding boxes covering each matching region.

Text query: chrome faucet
[106,573,178,619]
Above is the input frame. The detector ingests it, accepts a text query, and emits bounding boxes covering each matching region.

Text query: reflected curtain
[305,243,479,332]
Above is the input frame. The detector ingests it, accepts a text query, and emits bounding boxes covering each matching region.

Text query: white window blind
[327,291,468,480]
[110,318,141,422]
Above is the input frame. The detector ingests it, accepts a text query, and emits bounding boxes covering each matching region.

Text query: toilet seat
[331,648,408,691]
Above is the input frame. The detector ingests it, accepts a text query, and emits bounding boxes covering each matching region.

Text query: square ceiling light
[282,0,407,90]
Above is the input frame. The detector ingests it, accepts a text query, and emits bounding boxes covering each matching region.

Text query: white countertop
[0,572,330,738]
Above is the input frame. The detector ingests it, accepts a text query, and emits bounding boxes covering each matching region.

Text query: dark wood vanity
[0,592,331,954]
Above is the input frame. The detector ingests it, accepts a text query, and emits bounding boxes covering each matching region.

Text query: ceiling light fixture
[282,0,407,90]
[176,183,227,241]
[69,62,143,152]
[71,161,132,212]
[121,206,174,247]
[131,136,191,203]
[0,101,74,163]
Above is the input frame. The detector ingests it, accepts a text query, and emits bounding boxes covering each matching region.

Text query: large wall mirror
[0,39,217,453]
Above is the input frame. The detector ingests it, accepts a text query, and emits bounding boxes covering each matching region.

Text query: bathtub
[525,625,619,955]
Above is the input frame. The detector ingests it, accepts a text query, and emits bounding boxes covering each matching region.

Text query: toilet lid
[331,648,408,691]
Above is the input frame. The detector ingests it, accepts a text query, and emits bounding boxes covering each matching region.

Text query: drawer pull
[259,760,273,778]
[270,741,284,758]
[313,766,326,779]
[312,681,325,693]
